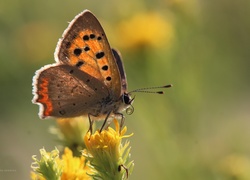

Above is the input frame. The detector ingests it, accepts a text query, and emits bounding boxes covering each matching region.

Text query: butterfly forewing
[55,10,121,100]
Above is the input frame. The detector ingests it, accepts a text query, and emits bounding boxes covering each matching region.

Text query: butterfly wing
[112,49,128,93]
[55,10,122,100]
[33,64,109,118]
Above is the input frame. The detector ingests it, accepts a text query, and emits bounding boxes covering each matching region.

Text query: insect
[32,10,172,133]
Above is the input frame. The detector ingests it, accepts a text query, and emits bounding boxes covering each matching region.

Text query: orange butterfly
[32,10,171,132]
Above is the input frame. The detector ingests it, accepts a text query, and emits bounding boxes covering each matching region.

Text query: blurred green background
[1,0,250,179]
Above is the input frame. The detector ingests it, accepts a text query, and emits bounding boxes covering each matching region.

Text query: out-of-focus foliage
[1,0,250,179]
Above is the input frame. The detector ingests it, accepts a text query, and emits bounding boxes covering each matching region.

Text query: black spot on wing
[83,35,89,41]
[74,48,82,56]
[96,52,105,59]
[84,46,90,52]
[90,34,96,39]
[59,110,66,115]
[106,76,111,81]
[75,61,84,68]
[102,65,108,71]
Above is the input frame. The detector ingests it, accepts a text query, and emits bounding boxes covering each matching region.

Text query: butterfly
[32,9,172,133]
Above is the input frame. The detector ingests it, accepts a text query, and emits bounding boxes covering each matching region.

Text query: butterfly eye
[123,93,132,105]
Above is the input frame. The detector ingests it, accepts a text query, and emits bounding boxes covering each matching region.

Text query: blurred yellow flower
[218,154,250,179]
[167,0,200,17]
[31,147,91,180]
[83,119,134,179]
[116,12,174,50]
[50,117,90,156]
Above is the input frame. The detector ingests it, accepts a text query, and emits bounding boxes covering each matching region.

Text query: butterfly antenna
[129,84,172,94]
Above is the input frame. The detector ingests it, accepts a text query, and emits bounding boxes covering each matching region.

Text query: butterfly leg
[100,111,112,132]
[114,112,125,134]
[118,164,129,179]
[87,113,95,135]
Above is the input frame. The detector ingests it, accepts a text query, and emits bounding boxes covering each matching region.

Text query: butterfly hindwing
[112,49,128,93]
[33,64,109,118]
[55,10,121,100]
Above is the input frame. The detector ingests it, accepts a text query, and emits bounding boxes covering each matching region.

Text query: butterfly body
[32,10,133,123]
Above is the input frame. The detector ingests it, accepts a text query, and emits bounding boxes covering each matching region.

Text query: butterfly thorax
[91,92,133,119]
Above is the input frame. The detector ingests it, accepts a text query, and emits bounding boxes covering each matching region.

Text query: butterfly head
[123,92,134,105]
[118,92,135,115]
[121,84,173,115]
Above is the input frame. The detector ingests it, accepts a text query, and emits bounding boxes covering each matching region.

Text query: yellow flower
[116,11,174,50]
[167,0,199,17]
[83,119,134,180]
[218,154,250,179]
[31,148,63,180]
[30,171,46,180]
[61,147,91,180]
[31,147,91,180]
[50,117,90,156]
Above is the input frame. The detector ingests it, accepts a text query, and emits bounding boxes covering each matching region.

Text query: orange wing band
[36,77,53,117]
